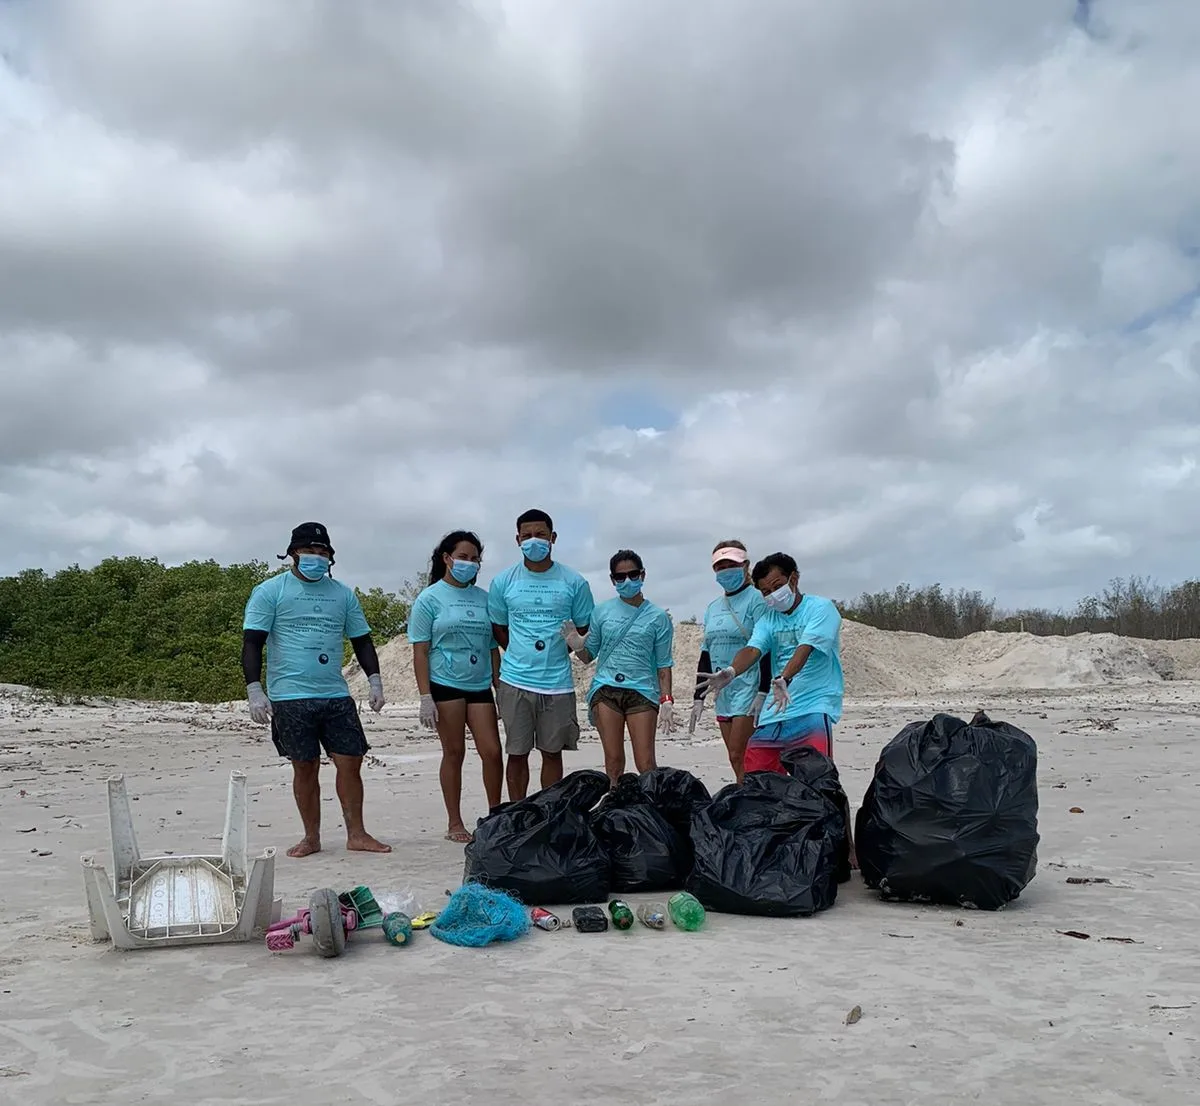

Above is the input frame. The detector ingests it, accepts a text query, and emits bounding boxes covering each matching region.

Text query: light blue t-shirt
[487,561,595,693]
[243,571,371,701]
[703,585,768,714]
[408,579,496,692]
[587,598,674,706]
[748,594,844,727]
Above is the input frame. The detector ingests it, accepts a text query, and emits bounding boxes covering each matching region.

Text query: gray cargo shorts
[495,681,580,756]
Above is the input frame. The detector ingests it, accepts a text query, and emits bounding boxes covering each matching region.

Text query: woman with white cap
[688,539,771,782]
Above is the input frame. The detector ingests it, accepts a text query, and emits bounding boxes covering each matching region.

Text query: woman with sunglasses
[561,549,674,784]
[688,539,772,782]
[410,529,503,843]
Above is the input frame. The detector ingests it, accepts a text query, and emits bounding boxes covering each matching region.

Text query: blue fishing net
[430,883,531,947]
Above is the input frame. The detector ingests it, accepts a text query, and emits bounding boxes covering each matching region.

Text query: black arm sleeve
[349,634,380,678]
[694,649,712,701]
[241,630,268,684]
[757,651,772,693]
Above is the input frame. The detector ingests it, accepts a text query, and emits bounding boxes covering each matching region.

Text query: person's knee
[330,754,363,778]
[292,758,320,780]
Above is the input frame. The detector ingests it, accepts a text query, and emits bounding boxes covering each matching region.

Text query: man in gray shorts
[487,508,596,800]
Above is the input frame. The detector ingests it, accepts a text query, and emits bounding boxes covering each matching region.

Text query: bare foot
[286,837,321,858]
[347,832,392,853]
[445,826,473,844]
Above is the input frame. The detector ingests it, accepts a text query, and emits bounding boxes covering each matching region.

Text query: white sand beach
[2,627,1199,1105]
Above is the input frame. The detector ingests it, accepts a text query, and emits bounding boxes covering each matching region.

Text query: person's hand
[687,699,706,735]
[751,691,768,723]
[246,682,272,725]
[695,666,735,696]
[560,620,588,653]
[771,676,792,710]
[367,674,385,713]
[658,698,676,735]
[419,694,439,731]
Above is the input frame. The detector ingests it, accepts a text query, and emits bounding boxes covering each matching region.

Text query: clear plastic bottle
[637,902,666,930]
[668,891,706,931]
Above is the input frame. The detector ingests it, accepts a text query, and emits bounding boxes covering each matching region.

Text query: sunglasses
[610,570,644,582]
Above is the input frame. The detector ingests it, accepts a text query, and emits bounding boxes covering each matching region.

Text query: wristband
[660,694,674,704]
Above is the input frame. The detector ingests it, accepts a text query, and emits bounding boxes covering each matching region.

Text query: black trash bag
[591,774,692,893]
[855,711,1039,910]
[463,769,611,906]
[636,767,711,835]
[780,746,853,884]
[686,772,841,916]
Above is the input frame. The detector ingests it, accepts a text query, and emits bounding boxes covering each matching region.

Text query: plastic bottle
[608,899,635,930]
[668,892,706,931]
[637,903,666,930]
[382,912,414,946]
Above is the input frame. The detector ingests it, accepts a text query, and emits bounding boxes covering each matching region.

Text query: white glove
[695,666,735,696]
[771,676,792,710]
[751,691,768,723]
[560,620,588,653]
[367,674,385,713]
[657,699,676,735]
[687,699,706,735]
[418,694,439,731]
[246,682,272,725]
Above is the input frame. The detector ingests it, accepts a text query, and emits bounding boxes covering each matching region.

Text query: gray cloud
[3,0,1200,623]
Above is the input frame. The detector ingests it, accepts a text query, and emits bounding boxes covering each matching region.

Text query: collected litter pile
[81,712,1042,959]
[856,711,1040,910]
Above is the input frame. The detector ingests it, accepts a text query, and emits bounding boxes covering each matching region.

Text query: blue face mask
[520,537,552,563]
[297,554,329,580]
[450,559,479,584]
[715,568,746,593]
[615,576,644,600]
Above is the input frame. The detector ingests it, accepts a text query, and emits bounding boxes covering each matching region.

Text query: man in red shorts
[696,551,853,865]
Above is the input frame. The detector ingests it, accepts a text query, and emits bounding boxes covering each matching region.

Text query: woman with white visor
[688,539,771,782]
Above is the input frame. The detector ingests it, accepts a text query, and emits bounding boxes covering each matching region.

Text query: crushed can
[531,907,561,932]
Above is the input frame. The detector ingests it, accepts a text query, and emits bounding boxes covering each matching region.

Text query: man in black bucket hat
[241,522,391,857]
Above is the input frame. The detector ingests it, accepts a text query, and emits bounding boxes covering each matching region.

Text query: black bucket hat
[283,521,335,561]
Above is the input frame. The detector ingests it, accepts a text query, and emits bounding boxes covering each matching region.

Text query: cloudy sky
[2,0,1198,619]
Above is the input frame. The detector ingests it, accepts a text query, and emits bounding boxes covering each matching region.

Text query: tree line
[0,557,412,704]
[838,577,1200,640]
[0,558,1197,703]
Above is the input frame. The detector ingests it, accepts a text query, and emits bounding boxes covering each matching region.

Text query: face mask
[764,583,794,612]
[450,560,479,584]
[297,554,330,581]
[615,577,643,600]
[520,537,552,563]
[715,568,745,593]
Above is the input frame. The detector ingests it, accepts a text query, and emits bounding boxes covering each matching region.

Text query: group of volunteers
[241,511,844,857]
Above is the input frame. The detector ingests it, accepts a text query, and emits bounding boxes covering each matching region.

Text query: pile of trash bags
[464,768,711,904]
[461,710,1038,916]
[856,711,1040,910]
[687,751,849,916]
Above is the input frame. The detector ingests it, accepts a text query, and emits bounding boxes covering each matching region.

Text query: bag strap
[595,602,651,673]
[723,594,750,640]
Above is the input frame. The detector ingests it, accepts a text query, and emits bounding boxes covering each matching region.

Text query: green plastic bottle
[382,912,414,946]
[668,892,706,931]
[608,899,635,930]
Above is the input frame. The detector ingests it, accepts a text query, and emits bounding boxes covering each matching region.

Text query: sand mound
[346,618,1192,704]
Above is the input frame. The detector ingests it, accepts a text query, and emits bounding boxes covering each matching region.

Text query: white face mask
[764,583,795,612]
